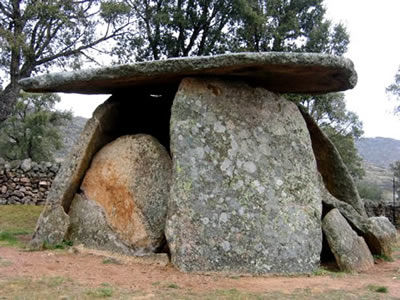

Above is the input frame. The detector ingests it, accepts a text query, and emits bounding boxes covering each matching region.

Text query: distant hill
[355,137,400,203]
[356,137,400,168]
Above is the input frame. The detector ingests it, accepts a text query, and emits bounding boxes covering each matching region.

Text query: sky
[57,0,400,140]
[324,0,400,139]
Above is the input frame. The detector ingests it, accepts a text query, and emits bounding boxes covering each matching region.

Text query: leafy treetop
[0,0,131,123]
[113,0,349,62]
[0,93,71,162]
[386,67,400,114]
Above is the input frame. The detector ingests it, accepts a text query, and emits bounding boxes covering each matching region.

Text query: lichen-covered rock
[300,109,366,217]
[29,98,121,248]
[20,158,32,172]
[29,88,176,249]
[48,98,122,211]
[29,205,69,249]
[322,209,374,272]
[73,134,171,253]
[67,194,142,255]
[19,52,357,95]
[367,216,397,257]
[322,191,397,258]
[166,77,322,274]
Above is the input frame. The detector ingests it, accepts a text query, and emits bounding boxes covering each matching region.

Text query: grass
[166,282,179,289]
[207,288,259,299]
[0,231,18,245]
[373,254,394,262]
[38,276,67,288]
[86,283,114,298]
[311,267,346,278]
[41,240,73,250]
[102,257,122,265]
[312,267,332,276]
[0,205,43,247]
[367,284,388,293]
[0,257,12,267]
[0,205,43,230]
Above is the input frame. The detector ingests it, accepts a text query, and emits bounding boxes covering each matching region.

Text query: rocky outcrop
[166,78,322,274]
[322,192,397,258]
[322,209,374,272]
[300,109,366,217]
[0,158,59,205]
[68,135,171,254]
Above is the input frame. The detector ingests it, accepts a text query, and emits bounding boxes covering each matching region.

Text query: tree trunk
[0,82,21,124]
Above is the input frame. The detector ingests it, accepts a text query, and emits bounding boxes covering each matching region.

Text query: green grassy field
[0,205,43,247]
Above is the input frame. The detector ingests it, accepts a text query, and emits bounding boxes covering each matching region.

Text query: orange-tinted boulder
[68,134,171,254]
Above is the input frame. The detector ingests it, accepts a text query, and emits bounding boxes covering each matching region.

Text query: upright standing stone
[322,209,374,272]
[166,78,322,274]
[29,98,121,249]
[300,109,366,216]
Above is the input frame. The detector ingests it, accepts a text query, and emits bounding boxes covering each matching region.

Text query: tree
[113,0,349,62]
[390,161,400,181]
[114,0,362,178]
[356,181,382,202]
[386,67,400,114]
[0,0,131,123]
[113,0,240,62]
[390,161,400,197]
[0,93,71,161]
[323,126,365,179]
[231,0,348,55]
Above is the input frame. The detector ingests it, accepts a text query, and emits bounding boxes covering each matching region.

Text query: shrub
[357,181,383,201]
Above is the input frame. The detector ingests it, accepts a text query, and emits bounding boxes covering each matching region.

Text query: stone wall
[0,158,60,205]
[364,201,400,228]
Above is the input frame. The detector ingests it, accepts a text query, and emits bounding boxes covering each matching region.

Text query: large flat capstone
[166,78,323,274]
[19,52,356,95]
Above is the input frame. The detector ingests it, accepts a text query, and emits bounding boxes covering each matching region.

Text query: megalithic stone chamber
[19,52,391,275]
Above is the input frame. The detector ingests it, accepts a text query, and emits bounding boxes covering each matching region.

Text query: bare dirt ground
[1,239,400,299]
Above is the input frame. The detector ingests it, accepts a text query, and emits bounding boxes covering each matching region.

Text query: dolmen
[19,52,397,274]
